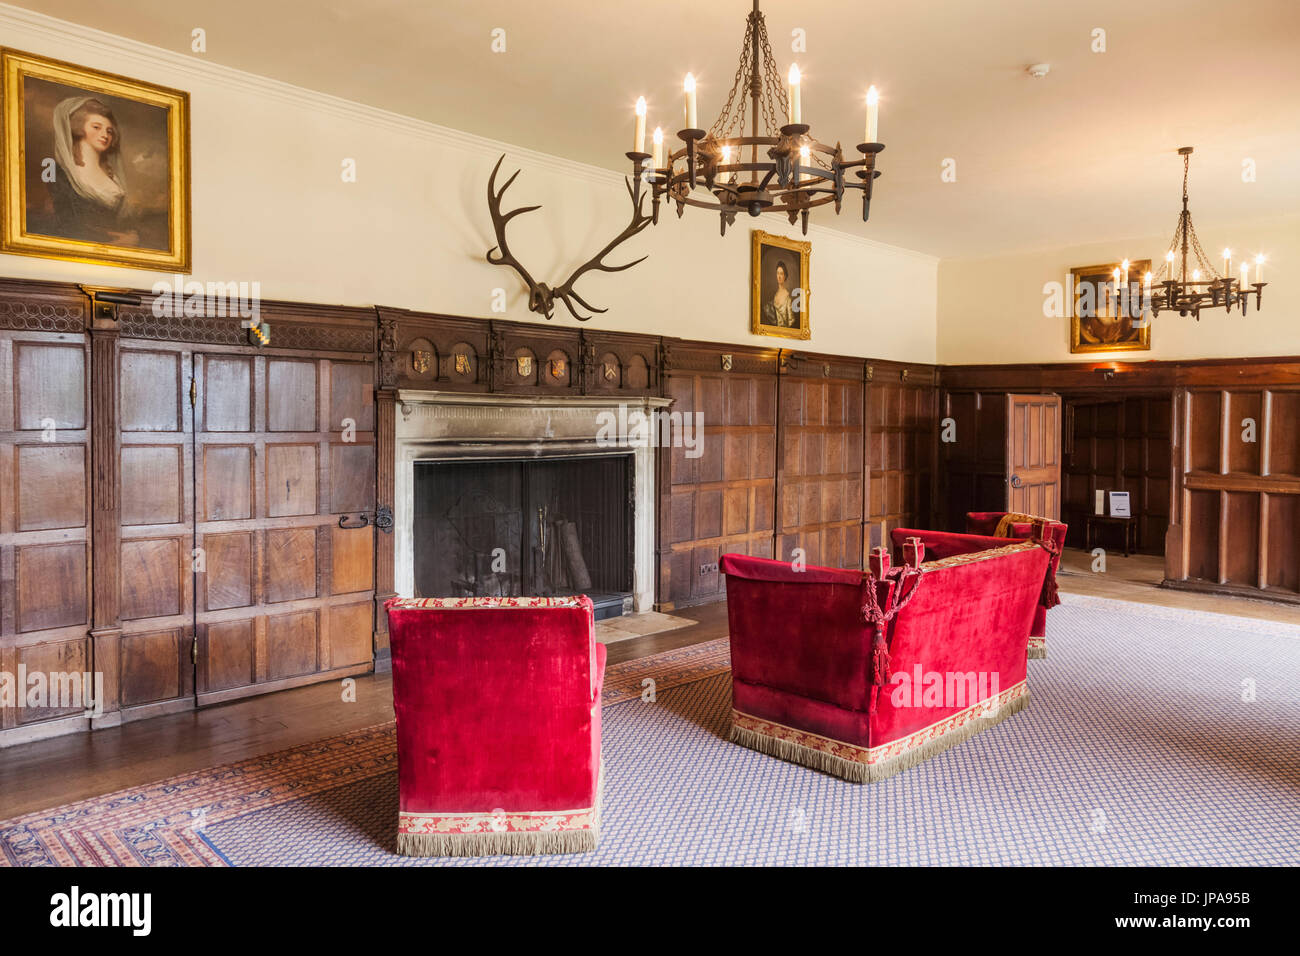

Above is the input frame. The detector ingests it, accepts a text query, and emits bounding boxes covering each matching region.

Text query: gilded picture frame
[751,229,811,340]
[1069,259,1152,354]
[1,48,191,272]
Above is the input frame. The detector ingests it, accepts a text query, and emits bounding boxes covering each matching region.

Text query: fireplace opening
[412,455,633,619]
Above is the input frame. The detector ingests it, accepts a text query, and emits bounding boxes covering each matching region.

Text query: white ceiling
[13,0,1300,257]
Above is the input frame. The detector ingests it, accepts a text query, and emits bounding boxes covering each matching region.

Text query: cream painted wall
[0,6,938,363]
[938,214,1299,365]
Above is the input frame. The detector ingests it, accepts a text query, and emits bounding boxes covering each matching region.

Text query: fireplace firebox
[413,455,632,617]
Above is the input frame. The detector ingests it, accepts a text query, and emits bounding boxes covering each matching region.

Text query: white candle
[683,73,697,129]
[1255,254,1265,283]
[652,126,663,169]
[1240,262,1249,288]
[1112,268,1121,312]
[788,64,801,125]
[1166,251,1177,282]
[634,97,646,154]
[799,145,810,184]
[1222,248,1231,277]
[866,85,879,143]
[1192,269,1201,282]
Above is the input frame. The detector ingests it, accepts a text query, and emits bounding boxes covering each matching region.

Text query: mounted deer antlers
[486,154,651,321]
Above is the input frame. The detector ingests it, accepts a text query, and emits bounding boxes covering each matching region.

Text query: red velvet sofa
[721,533,1051,783]
[965,512,1067,658]
[384,595,606,856]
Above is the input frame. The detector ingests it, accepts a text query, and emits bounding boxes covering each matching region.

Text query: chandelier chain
[708,17,753,139]
[756,16,788,136]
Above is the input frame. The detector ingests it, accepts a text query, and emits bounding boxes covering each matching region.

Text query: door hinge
[189,377,197,406]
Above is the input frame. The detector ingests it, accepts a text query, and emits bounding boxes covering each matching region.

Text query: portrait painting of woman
[2,49,190,271]
[751,229,811,339]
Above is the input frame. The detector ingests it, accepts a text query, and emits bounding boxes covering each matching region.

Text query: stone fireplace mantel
[393,390,672,611]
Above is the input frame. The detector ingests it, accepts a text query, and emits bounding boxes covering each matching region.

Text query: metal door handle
[1010,474,1023,488]
[338,505,394,533]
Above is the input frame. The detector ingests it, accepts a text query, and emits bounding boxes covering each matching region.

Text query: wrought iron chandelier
[1151,146,1266,320]
[625,0,884,236]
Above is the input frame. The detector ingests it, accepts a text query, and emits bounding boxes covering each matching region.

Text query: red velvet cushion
[961,514,1068,638]
[722,542,1048,754]
[871,544,1045,744]
[891,527,1016,560]
[721,553,890,713]
[386,596,603,814]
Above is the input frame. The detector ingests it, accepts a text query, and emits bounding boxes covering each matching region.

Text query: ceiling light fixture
[1150,147,1267,319]
[625,0,885,236]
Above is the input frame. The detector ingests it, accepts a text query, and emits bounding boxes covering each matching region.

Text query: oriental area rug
[2,595,1297,866]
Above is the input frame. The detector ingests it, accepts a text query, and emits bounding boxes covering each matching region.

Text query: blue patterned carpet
[199,595,1300,866]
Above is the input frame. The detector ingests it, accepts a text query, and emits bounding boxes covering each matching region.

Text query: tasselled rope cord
[1033,528,1063,610]
[860,562,925,712]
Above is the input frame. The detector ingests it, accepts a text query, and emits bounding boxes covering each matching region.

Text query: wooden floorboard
[2,573,1296,820]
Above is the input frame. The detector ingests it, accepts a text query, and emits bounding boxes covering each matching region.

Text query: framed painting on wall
[1069,259,1151,353]
[1,48,191,272]
[751,229,810,340]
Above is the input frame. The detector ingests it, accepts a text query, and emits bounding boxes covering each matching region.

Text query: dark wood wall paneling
[0,279,94,744]
[941,358,1300,604]
[0,279,380,747]
[657,346,938,609]
[1062,396,1171,554]
[8,273,1296,745]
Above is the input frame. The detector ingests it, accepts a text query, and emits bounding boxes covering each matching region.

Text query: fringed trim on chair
[396,766,603,858]
[731,723,876,782]
[397,827,598,858]
[731,682,1030,784]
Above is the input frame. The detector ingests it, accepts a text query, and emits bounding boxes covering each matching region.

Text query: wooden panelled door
[1006,393,1061,519]
[192,352,376,706]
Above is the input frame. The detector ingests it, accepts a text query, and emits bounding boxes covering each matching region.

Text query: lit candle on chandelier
[683,73,697,129]
[788,64,802,124]
[1255,254,1265,283]
[1192,269,1201,282]
[633,96,646,154]
[866,85,879,143]
[1240,261,1250,288]
[1112,267,1121,312]
[652,126,664,170]
[1222,248,1232,277]
[1166,251,1177,282]
[799,145,811,184]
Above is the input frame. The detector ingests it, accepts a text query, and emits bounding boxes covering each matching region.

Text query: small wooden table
[1085,515,1137,557]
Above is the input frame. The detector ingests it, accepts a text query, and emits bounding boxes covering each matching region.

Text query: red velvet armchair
[964,512,1068,658]
[384,595,606,857]
[721,536,1050,783]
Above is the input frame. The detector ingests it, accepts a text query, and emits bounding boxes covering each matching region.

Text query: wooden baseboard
[1159,577,1300,607]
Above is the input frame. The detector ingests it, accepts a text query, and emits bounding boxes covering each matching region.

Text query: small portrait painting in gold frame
[1069,259,1152,353]
[751,229,810,340]
[1,48,191,272]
